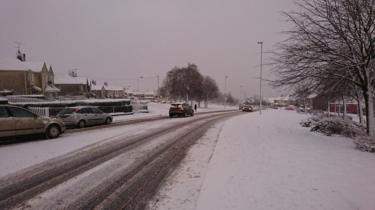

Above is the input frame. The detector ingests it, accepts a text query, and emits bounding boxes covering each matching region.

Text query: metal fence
[28,106,50,117]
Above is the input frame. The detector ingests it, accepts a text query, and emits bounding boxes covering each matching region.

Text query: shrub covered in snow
[300,116,320,127]
[300,114,375,152]
[301,115,365,138]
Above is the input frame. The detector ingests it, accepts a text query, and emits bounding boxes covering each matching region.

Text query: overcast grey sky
[0,0,294,98]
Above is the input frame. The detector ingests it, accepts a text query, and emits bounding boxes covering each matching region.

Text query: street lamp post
[224,75,228,109]
[257,41,263,114]
[240,85,246,101]
[157,74,160,91]
[137,76,144,92]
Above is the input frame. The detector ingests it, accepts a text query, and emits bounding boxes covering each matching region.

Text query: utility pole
[257,41,263,114]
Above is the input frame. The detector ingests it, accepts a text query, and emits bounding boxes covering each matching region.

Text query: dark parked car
[0,105,66,139]
[169,103,194,117]
[57,106,113,128]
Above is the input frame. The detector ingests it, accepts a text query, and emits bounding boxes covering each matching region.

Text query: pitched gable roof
[0,57,47,72]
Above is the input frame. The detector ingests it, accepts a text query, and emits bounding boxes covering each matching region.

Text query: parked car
[0,105,65,139]
[285,105,295,110]
[57,106,113,128]
[169,103,194,117]
[241,105,253,112]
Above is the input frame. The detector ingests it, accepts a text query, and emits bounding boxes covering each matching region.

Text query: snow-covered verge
[148,110,375,210]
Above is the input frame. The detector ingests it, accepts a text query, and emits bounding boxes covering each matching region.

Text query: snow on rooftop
[268,95,295,102]
[104,85,124,91]
[128,91,155,95]
[91,81,124,91]
[91,84,104,91]
[0,57,47,71]
[54,72,88,85]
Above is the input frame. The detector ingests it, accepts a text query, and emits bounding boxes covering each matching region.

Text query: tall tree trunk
[357,98,364,125]
[364,86,375,136]
[205,94,208,108]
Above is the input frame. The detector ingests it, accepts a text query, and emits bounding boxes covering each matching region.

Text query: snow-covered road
[0,111,239,209]
[0,102,236,178]
[148,110,375,210]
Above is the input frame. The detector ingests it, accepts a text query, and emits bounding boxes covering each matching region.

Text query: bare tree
[274,0,375,135]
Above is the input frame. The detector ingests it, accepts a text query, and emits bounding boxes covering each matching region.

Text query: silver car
[0,105,66,139]
[57,106,113,128]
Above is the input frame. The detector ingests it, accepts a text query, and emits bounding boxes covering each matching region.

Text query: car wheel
[191,112,194,116]
[77,120,86,128]
[169,114,173,118]
[46,124,61,139]
[105,117,112,124]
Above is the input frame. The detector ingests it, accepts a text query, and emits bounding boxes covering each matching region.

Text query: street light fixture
[257,41,263,115]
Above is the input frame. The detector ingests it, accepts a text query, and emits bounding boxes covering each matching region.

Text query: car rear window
[171,104,182,108]
[58,108,76,115]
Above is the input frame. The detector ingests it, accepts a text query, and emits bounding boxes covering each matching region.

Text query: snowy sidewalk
[150,110,375,210]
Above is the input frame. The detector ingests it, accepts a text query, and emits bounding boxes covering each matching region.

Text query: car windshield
[58,108,76,115]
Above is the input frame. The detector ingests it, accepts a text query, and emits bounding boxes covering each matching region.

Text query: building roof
[128,91,155,95]
[54,72,88,85]
[0,57,47,72]
[105,85,124,91]
[91,81,124,91]
[91,84,104,91]
[268,95,295,102]
[45,85,60,93]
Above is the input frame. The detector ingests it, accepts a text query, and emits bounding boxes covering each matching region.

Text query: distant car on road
[0,105,65,139]
[169,103,194,117]
[57,106,113,128]
[241,104,253,112]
